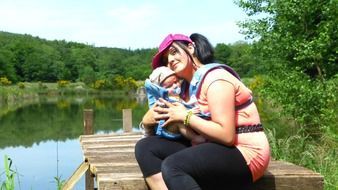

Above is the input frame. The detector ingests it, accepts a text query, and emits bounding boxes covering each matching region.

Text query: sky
[0,0,249,49]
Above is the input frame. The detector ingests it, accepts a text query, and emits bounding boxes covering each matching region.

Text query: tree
[214,43,232,64]
[0,49,17,82]
[227,41,257,77]
[235,0,337,134]
[236,0,337,79]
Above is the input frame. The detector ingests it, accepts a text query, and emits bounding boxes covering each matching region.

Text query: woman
[135,33,270,190]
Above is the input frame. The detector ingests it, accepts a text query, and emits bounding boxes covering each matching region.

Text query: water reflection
[0,95,148,189]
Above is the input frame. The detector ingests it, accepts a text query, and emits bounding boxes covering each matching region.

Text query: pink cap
[152,34,192,69]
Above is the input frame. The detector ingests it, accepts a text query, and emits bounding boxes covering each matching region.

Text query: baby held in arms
[142,66,206,145]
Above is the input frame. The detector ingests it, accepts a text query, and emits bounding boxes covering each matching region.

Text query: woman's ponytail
[190,33,215,64]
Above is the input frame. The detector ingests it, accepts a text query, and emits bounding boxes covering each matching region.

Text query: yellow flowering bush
[57,80,70,88]
[0,77,12,86]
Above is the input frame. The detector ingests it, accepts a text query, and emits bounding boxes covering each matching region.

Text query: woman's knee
[135,137,151,160]
[161,156,179,179]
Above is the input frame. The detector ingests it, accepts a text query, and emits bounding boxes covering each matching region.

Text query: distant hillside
[0,31,155,83]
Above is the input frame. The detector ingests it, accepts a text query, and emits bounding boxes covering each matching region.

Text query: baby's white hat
[149,66,175,86]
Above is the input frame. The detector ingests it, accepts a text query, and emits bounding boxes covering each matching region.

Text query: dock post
[122,108,132,132]
[83,109,94,190]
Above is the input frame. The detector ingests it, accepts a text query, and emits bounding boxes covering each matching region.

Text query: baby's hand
[191,135,207,146]
[191,106,201,114]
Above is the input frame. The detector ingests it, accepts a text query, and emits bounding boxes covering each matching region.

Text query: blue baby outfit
[144,79,184,139]
[144,63,241,140]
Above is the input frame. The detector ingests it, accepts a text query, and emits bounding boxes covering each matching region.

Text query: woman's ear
[187,43,196,56]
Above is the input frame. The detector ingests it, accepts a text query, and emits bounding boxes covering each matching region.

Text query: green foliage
[227,41,258,77]
[0,77,12,86]
[214,41,260,77]
[54,176,65,190]
[112,75,138,91]
[16,82,25,89]
[0,31,154,84]
[93,79,110,90]
[265,127,337,190]
[236,0,337,79]
[57,80,70,88]
[214,43,232,64]
[1,155,16,190]
[38,81,47,89]
[236,1,337,189]
[0,50,16,82]
[258,71,337,136]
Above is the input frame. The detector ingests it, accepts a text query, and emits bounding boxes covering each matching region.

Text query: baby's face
[161,75,180,95]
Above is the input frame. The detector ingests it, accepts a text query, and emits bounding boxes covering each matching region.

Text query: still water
[0,95,148,190]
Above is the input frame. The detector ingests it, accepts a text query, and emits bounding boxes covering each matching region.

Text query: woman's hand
[153,98,187,126]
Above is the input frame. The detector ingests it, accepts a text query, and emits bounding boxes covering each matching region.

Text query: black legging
[135,136,253,190]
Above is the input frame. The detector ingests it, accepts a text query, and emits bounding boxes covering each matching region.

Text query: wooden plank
[123,109,133,132]
[83,143,136,150]
[82,141,139,148]
[62,161,89,190]
[83,109,93,135]
[253,174,323,190]
[80,136,141,144]
[79,133,324,190]
[97,173,147,190]
[85,152,136,163]
[95,164,142,174]
[84,146,136,153]
[83,109,94,190]
[90,163,140,174]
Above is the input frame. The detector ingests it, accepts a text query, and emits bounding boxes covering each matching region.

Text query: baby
[143,66,206,145]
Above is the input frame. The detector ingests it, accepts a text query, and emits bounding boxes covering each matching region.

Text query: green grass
[0,155,66,190]
[54,176,65,190]
[1,155,16,190]
[261,103,337,190]
[266,128,337,190]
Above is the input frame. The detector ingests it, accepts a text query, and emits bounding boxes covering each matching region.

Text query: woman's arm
[188,80,236,145]
[141,107,158,136]
[156,80,236,146]
[142,107,157,126]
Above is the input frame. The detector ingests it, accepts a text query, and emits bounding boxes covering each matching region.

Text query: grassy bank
[250,79,338,190]
[0,82,129,118]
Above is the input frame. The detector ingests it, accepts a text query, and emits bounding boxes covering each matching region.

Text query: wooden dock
[63,109,324,190]
[77,133,323,190]
[80,132,146,190]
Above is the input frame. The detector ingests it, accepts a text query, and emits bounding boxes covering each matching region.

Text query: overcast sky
[0,0,249,49]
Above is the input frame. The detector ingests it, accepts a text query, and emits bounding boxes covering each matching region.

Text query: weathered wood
[97,173,147,190]
[62,161,89,190]
[252,161,324,190]
[122,109,132,132]
[83,109,94,190]
[83,109,94,135]
[80,133,324,190]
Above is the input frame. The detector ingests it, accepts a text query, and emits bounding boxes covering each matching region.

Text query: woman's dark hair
[172,33,215,65]
[190,33,215,64]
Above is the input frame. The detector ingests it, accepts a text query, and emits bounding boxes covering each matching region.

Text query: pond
[0,93,281,190]
[0,94,148,190]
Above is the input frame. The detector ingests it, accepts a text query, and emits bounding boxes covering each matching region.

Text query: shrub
[38,82,48,89]
[57,80,70,88]
[93,79,110,90]
[258,71,337,137]
[0,77,12,86]
[17,82,25,89]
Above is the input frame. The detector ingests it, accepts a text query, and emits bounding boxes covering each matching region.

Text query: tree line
[0,31,257,85]
[0,31,154,84]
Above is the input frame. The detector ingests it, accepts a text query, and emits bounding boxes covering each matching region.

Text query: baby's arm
[176,123,207,145]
